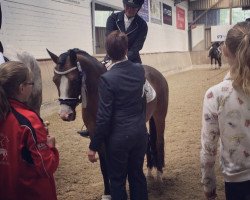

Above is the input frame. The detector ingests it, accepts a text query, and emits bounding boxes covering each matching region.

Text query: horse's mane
[3,45,42,114]
[59,48,105,72]
[18,52,42,114]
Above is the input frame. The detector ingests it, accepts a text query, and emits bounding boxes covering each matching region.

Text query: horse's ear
[69,50,77,66]
[46,49,58,64]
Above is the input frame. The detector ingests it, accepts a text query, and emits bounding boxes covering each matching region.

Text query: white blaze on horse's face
[59,75,69,100]
[58,75,74,119]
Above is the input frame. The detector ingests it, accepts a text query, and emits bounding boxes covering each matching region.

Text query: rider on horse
[208,41,222,68]
[79,0,148,137]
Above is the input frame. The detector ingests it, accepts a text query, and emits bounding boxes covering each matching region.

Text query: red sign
[176,6,185,30]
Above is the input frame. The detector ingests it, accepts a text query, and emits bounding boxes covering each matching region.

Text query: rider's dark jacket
[106,11,148,64]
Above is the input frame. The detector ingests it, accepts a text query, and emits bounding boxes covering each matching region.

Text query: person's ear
[18,83,24,94]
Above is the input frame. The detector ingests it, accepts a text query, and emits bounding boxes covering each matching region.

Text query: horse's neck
[79,59,105,119]
[79,58,105,100]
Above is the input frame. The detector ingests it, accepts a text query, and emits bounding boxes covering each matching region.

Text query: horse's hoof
[101,195,111,200]
[156,170,163,182]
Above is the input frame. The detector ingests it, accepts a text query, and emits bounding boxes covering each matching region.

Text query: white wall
[0,0,189,58]
[211,24,233,42]
[192,24,204,48]
[0,0,93,59]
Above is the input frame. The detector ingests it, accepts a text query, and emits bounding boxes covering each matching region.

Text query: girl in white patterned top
[201,21,250,200]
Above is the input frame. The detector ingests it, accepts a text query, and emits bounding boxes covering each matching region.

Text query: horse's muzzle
[58,105,76,121]
[59,111,76,121]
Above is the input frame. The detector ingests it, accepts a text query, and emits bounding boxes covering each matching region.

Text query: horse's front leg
[98,147,111,200]
[218,57,222,67]
[83,111,111,199]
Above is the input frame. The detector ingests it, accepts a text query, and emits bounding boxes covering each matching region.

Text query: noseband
[54,61,86,109]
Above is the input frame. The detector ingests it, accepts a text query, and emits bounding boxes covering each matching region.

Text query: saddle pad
[144,79,156,103]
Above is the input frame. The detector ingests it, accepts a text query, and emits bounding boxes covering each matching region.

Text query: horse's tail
[147,117,157,169]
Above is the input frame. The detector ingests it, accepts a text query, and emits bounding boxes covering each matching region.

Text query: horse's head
[47,49,82,121]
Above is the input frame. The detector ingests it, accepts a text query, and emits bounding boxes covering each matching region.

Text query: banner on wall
[163,3,172,25]
[150,0,162,24]
[176,6,185,30]
[211,25,233,42]
[138,0,149,22]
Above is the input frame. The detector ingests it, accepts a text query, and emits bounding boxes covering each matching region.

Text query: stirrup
[77,130,90,138]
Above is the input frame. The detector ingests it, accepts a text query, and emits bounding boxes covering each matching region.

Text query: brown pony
[47,48,169,198]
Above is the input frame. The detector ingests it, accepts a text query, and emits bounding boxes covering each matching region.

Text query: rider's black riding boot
[77,129,90,138]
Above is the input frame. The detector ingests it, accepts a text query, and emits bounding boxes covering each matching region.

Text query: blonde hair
[225,21,250,95]
[0,61,30,120]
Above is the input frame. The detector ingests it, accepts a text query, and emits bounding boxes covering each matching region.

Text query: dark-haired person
[0,61,59,200]
[88,30,148,200]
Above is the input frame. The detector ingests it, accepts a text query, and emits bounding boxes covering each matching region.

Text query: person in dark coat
[88,30,148,200]
[105,0,147,64]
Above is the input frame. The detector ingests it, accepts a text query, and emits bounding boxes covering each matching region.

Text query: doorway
[91,1,121,54]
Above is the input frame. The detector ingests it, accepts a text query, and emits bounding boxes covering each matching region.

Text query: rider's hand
[88,149,98,163]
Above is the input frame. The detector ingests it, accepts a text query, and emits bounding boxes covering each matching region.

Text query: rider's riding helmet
[123,0,144,8]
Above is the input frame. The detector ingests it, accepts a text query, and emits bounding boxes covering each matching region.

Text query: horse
[208,43,222,69]
[47,48,169,199]
[0,43,42,115]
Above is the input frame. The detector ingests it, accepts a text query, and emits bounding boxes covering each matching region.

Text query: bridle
[54,61,87,109]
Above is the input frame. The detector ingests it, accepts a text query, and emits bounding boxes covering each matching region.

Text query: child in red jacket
[0,61,59,200]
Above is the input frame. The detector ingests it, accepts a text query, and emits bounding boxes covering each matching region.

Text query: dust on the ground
[41,66,229,200]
